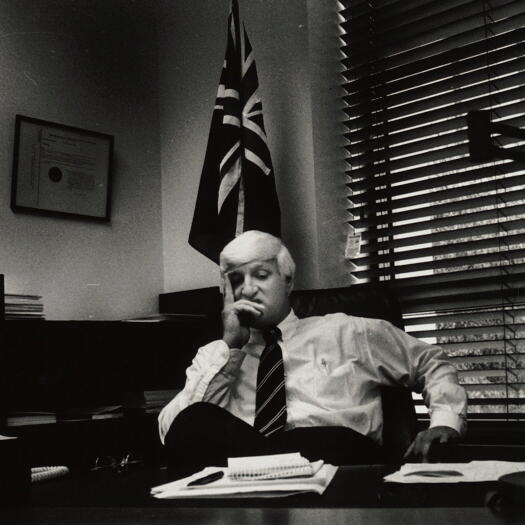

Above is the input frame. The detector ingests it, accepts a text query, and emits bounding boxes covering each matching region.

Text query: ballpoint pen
[403,470,463,477]
[187,470,225,487]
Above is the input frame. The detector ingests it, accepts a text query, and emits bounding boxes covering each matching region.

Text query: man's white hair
[219,230,295,283]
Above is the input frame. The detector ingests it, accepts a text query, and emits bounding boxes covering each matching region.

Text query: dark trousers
[164,402,384,479]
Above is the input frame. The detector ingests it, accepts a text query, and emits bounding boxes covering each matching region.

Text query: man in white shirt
[159,231,467,477]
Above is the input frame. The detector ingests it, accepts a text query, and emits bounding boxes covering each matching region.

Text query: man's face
[227,258,291,328]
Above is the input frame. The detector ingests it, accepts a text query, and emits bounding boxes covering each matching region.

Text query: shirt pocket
[313,358,352,399]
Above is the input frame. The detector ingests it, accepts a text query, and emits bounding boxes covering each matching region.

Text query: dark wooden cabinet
[0,315,221,468]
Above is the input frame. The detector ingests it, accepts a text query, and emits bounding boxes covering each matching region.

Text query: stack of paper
[151,453,338,499]
[384,461,525,483]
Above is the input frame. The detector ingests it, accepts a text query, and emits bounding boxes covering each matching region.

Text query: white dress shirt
[158,310,467,444]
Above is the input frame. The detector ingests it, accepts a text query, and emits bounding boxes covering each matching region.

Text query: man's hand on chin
[403,426,460,463]
[221,278,263,349]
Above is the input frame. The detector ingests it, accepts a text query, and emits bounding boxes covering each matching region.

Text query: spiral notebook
[228,453,322,480]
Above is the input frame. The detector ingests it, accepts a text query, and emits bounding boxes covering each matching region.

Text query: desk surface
[3,506,525,525]
[25,464,498,508]
[3,465,525,524]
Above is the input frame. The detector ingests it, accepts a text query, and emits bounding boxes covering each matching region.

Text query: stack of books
[4,293,44,320]
[143,389,179,414]
[6,405,126,428]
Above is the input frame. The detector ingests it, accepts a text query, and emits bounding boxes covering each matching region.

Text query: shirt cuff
[429,408,466,436]
[215,339,246,366]
[201,341,247,403]
[217,346,247,379]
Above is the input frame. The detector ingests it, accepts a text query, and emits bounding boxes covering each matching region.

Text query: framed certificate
[11,115,114,221]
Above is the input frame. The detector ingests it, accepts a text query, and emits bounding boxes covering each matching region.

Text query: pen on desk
[403,470,463,477]
[187,470,224,487]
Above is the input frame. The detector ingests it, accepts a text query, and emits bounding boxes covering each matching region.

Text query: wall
[158,0,350,292]
[0,0,350,320]
[0,0,164,319]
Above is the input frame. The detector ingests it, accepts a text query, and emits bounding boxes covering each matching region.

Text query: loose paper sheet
[384,461,525,483]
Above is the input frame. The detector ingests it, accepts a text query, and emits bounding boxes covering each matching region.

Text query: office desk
[3,506,525,525]
[3,465,525,524]
[25,464,499,508]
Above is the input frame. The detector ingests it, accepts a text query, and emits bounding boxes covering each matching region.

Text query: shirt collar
[277,308,298,340]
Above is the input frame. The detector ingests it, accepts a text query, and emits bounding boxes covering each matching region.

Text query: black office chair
[290,283,417,464]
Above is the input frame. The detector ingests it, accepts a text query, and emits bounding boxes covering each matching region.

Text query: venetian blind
[341,0,525,420]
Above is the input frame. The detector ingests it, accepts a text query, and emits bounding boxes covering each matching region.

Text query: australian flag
[188,0,281,264]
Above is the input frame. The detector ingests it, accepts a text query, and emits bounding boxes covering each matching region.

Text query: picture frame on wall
[10,115,114,222]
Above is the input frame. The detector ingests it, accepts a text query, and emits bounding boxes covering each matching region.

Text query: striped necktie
[253,327,287,437]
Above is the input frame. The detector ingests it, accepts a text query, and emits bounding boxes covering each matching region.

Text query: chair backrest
[290,283,417,463]
[290,283,404,328]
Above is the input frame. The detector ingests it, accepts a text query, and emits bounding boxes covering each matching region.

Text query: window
[341,0,525,420]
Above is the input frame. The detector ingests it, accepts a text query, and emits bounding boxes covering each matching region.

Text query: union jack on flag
[188,0,281,264]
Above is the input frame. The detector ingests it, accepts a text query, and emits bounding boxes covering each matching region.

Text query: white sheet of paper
[345,234,361,259]
[384,461,525,483]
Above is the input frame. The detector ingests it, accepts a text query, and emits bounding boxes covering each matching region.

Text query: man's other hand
[403,426,459,462]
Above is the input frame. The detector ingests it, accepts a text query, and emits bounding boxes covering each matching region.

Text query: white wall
[0,0,164,319]
[158,0,350,292]
[0,0,350,320]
